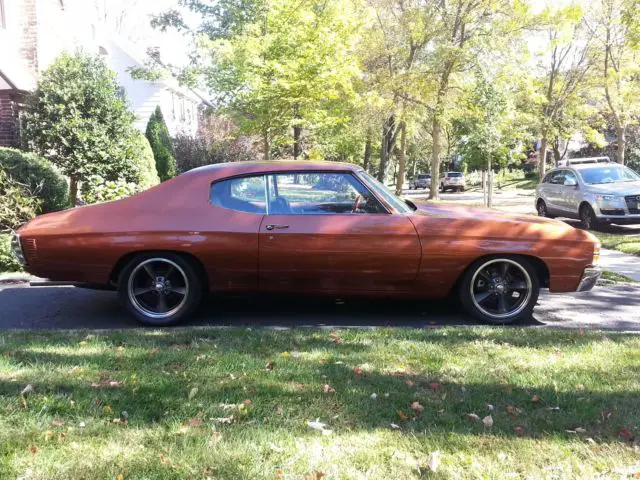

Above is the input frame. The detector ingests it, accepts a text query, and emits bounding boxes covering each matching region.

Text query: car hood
[584,181,640,196]
[410,202,595,242]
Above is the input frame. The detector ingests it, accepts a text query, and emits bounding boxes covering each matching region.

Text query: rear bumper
[577,266,602,292]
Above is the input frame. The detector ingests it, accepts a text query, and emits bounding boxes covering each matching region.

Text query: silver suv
[535,160,640,229]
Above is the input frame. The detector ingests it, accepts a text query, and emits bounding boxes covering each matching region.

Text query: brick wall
[0,91,27,148]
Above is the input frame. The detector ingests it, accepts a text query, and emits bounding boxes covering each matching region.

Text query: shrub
[125,132,160,190]
[146,106,177,181]
[0,166,41,233]
[22,51,139,205]
[81,175,139,204]
[173,134,257,173]
[0,234,22,272]
[0,147,68,212]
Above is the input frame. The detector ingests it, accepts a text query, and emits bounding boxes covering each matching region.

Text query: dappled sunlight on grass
[1,327,639,478]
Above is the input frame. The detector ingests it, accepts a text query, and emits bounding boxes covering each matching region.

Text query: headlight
[595,194,624,207]
[592,243,601,265]
[10,233,27,266]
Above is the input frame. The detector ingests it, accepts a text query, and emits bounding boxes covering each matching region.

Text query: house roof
[104,33,213,107]
[0,47,36,91]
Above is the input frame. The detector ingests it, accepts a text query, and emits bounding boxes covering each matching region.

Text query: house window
[0,0,6,29]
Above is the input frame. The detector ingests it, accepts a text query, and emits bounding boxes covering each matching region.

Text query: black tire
[459,256,540,325]
[536,199,555,219]
[118,253,203,326]
[440,183,446,193]
[579,204,599,230]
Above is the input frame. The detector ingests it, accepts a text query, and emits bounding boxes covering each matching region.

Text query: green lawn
[1,328,639,479]
[601,270,638,284]
[592,230,640,256]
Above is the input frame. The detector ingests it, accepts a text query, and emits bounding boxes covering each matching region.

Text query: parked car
[535,159,640,229]
[13,161,600,326]
[410,173,431,189]
[440,171,466,192]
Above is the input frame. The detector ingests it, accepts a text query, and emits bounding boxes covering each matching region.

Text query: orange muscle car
[13,161,601,325]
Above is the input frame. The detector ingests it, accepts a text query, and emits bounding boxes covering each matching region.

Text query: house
[0,0,209,148]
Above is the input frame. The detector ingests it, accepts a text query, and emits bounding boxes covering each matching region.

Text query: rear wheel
[118,253,203,326]
[579,204,599,230]
[459,256,540,324]
[536,199,555,218]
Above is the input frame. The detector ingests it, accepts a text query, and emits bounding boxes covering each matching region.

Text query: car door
[560,169,581,217]
[543,170,566,213]
[258,171,422,294]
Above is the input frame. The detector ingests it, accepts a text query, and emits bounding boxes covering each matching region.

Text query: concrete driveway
[0,282,638,331]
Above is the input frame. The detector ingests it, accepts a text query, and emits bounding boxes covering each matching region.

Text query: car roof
[185,160,360,178]
[553,163,623,172]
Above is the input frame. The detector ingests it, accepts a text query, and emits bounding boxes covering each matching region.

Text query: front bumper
[596,214,640,225]
[577,266,602,292]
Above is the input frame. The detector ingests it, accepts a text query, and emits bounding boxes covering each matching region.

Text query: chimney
[19,0,39,78]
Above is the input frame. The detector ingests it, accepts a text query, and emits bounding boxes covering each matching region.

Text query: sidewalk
[600,248,640,282]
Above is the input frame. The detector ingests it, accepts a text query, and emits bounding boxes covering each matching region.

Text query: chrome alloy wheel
[127,258,189,319]
[470,259,533,320]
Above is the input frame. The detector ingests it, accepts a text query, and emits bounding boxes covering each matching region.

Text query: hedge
[0,147,68,212]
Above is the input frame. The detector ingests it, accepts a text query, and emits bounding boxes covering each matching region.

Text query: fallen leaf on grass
[149,347,160,355]
[323,384,335,393]
[389,423,400,429]
[531,395,541,403]
[116,475,124,480]
[209,431,223,444]
[466,413,480,421]
[513,426,526,436]
[618,427,635,441]
[58,432,67,443]
[28,445,38,454]
[103,405,113,415]
[280,352,290,358]
[487,404,494,411]
[265,360,275,371]
[353,366,363,376]
[305,472,326,480]
[370,393,377,400]
[215,415,235,424]
[21,384,34,397]
[269,443,284,453]
[188,418,203,427]
[51,419,64,427]
[575,427,587,434]
[188,387,198,400]
[43,430,55,441]
[482,415,494,427]
[329,333,341,344]
[404,379,415,387]
[427,451,441,472]
[410,402,424,414]
[430,382,441,391]
[159,453,169,465]
[397,410,409,421]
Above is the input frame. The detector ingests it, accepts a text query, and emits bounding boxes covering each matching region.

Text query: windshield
[417,175,429,179]
[579,166,640,185]
[358,170,412,213]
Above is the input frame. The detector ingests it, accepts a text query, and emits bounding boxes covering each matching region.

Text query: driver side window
[267,172,385,215]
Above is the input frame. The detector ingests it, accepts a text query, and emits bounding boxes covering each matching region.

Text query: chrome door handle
[265,224,289,230]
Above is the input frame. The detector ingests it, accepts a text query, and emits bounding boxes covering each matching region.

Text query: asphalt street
[0,282,638,331]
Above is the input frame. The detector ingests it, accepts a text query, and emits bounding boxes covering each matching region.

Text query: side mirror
[564,178,577,187]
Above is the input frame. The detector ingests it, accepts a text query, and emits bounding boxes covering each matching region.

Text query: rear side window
[210,175,266,214]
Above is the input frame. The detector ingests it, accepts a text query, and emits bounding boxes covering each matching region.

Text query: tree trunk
[617,124,627,165]
[395,121,407,196]
[552,137,561,166]
[69,175,79,207]
[378,115,396,184]
[363,132,372,172]
[429,116,442,200]
[293,125,302,160]
[487,157,493,208]
[263,129,271,161]
[539,136,548,179]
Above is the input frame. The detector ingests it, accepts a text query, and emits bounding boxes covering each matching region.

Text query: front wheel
[579,204,599,230]
[118,253,203,326]
[459,257,540,324]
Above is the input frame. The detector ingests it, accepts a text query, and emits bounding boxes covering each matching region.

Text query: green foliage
[81,175,139,204]
[0,147,68,212]
[126,132,160,190]
[172,134,255,173]
[0,166,41,234]
[145,106,177,181]
[22,51,138,203]
[0,234,22,272]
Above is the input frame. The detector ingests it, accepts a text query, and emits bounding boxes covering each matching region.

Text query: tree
[533,4,594,178]
[145,106,177,181]
[596,0,640,164]
[161,0,362,161]
[23,51,138,205]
